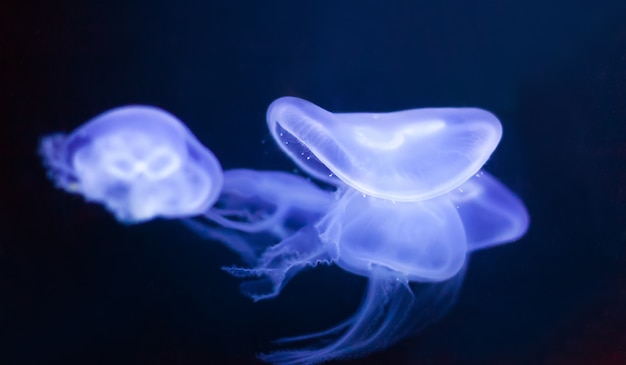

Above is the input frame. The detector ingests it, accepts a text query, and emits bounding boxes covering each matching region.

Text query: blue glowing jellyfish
[39,106,223,223]
[224,97,529,364]
[267,96,502,201]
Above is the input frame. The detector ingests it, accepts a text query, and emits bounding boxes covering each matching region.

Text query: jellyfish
[38,98,529,365]
[224,97,529,364]
[39,105,223,223]
[267,96,502,201]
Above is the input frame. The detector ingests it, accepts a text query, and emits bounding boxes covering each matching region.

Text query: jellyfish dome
[267,96,502,201]
[39,106,223,223]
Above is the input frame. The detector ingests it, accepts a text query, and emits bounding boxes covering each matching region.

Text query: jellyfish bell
[448,170,530,252]
[40,105,223,223]
[267,96,503,201]
[319,188,467,282]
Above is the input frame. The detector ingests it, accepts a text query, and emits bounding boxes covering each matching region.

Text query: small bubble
[285,141,289,145]
[306,156,311,160]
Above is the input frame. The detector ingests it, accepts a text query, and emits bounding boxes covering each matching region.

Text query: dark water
[2,1,625,364]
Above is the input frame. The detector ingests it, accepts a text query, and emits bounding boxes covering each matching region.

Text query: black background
[2,1,626,364]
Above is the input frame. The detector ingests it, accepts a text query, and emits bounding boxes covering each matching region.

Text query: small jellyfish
[39,106,223,223]
[227,97,528,364]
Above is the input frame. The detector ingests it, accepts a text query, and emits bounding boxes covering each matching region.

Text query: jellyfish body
[267,96,502,201]
[318,188,466,281]
[224,97,529,364]
[40,106,223,223]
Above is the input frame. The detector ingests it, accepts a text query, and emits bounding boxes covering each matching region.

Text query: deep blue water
[2,1,625,364]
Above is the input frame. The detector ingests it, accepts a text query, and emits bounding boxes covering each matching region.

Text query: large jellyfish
[39,106,223,223]
[223,97,529,364]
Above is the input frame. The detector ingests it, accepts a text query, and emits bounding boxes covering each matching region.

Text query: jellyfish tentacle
[181,218,262,265]
[203,202,291,235]
[259,265,463,365]
[223,225,333,301]
[181,169,335,265]
[271,317,354,345]
[39,133,80,191]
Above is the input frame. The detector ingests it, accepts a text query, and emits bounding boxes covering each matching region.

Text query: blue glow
[40,98,529,365]
[222,97,528,364]
[39,105,223,223]
[267,96,503,201]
